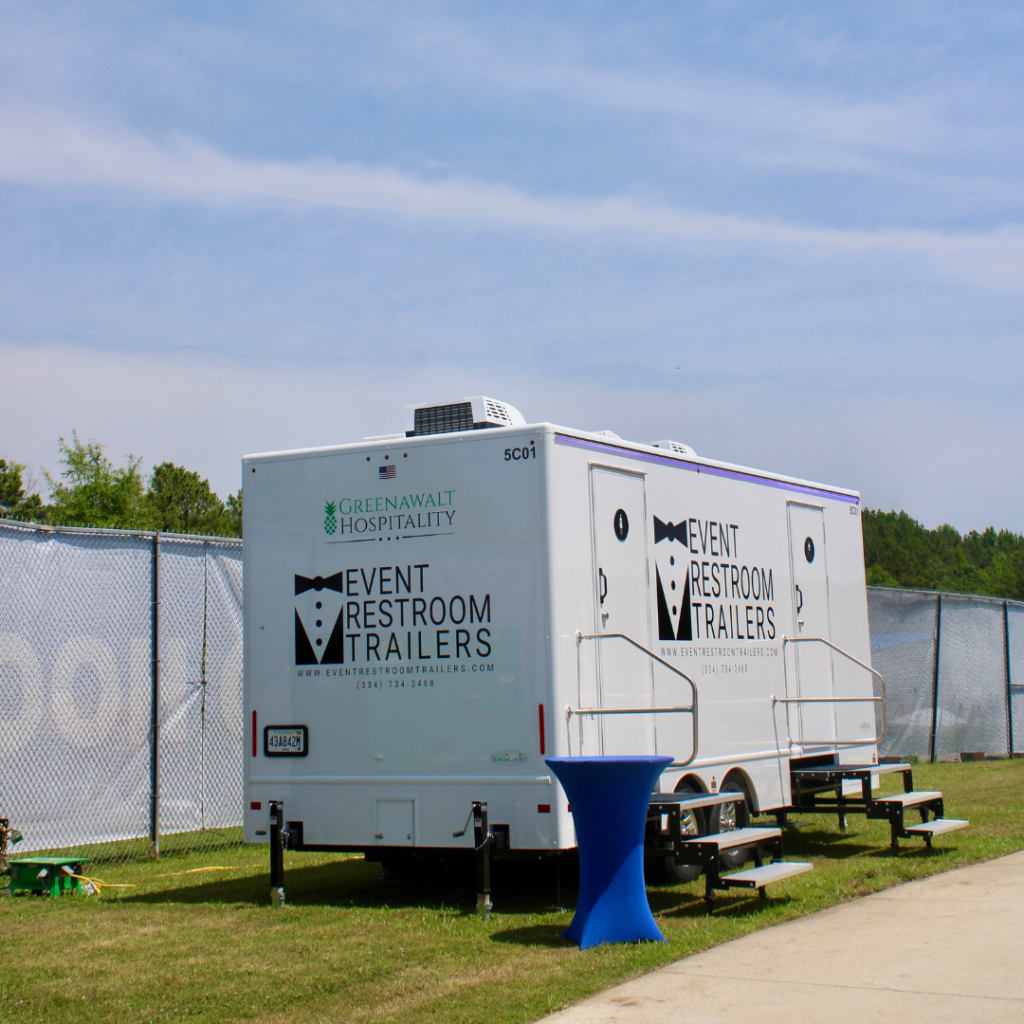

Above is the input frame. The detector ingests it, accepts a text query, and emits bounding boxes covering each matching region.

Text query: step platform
[865,790,969,851]
[646,790,749,856]
[871,790,944,809]
[904,818,970,847]
[649,791,740,812]
[789,761,915,830]
[669,826,813,914]
[684,826,782,852]
[790,762,912,780]
[721,860,814,893]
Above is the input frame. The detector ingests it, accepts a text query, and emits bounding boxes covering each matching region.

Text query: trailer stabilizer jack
[268,800,290,910]
[472,802,493,920]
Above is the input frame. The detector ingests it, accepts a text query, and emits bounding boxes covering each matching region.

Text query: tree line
[0,432,242,538]
[862,509,1023,600]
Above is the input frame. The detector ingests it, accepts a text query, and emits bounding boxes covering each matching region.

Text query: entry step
[791,762,910,779]
[904,818,970,837]
[721,861,814,889]
[873,791,943,809]
[685,827,781,851]
[649,791,740,812]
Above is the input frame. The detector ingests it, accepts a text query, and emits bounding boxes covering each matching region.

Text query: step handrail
[775,635,887,748]
[570,631,698,766]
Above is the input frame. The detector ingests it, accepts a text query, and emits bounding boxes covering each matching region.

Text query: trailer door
[787,503,836,749]
[589,466,655,755]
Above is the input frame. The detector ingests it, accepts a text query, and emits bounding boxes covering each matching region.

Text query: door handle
[598,568,608,606]
[795,584,804,614]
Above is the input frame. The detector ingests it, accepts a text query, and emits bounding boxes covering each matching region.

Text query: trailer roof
[243,422,860,504]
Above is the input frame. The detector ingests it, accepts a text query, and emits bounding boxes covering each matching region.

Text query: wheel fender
[722,768,759,816]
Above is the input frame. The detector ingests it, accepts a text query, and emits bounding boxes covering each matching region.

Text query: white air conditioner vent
[652,439,696,457]
[593,430,621,439]
[404,397,526,437]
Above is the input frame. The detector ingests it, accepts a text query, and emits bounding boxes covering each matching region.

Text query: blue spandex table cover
[546,755,672,949]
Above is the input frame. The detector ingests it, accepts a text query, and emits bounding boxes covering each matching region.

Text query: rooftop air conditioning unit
[404,397,526,437]
[652,439,697,457]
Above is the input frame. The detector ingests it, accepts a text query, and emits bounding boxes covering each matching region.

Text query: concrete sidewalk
[540,850,1024,1024]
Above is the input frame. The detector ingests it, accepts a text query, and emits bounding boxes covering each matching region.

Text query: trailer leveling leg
[474,802,493,921]
[269,800,290,910]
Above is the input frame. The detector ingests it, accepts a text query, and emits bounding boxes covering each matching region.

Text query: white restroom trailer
[243,397,878,859]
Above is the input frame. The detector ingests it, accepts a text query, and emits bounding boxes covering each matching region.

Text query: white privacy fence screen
[1,520,1019,863]
[867,586,1023,761]
[0,520,242,861]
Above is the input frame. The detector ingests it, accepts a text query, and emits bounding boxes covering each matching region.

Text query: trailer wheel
[645,785,703,885]
[710,780,750,869]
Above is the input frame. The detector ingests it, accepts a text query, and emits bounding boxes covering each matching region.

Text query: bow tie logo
[294,572,346,665]
[295,572,345,596]
[654,517,688,546]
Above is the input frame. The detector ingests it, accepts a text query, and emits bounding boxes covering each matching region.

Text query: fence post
[929,594,942,764]
[150,531,161,858]
[1006,601,1014,758]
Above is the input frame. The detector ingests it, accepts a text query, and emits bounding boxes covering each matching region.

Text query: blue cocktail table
[546,755,672,949]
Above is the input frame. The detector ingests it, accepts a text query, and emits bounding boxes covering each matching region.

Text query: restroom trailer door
[787,503,836,749]
[589,466,655,755]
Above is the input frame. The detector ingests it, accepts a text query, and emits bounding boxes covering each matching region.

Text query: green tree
[0,460,45,520]
[862,508,1024,600]
[226,488,242,538]
[43,432,151,529]
[145,462,236,536]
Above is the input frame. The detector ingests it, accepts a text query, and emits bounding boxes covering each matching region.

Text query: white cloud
[1,105,1020,291]
[3,342,1020,532]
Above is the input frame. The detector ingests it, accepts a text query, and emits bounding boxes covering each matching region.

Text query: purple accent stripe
[555,435,859,504]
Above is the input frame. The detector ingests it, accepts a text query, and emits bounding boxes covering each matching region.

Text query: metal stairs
[647,791,812,915]
[789,760,969,851]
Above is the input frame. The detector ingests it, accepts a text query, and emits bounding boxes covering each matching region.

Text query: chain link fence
[868,585,1023,761]
[0,520,242,865]
[3,521,1020,867]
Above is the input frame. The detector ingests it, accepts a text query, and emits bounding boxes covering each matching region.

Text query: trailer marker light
[251,801,261,810]
[538,703,546,755]
[538,804,551,814]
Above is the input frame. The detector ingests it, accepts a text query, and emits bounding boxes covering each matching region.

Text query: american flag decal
[379,464,396,479]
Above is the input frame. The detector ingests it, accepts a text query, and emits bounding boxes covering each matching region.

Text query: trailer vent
[415,402,474,436]
[652,439,697,457]
[405,397,526,437]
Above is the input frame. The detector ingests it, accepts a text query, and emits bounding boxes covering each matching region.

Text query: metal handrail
[776,635,887,748]
[571,631,698,766]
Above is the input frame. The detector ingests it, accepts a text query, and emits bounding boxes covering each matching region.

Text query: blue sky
[1,2,1021,530]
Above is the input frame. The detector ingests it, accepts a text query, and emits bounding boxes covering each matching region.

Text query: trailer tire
[645,785,703,885]
[709,780,750,869]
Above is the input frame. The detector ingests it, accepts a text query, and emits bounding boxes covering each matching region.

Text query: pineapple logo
[324,501,337,536]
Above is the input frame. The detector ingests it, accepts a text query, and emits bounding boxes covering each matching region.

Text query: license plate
[264,725,308,757]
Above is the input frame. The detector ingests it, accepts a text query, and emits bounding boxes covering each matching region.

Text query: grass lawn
[2,760,1022,1024]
